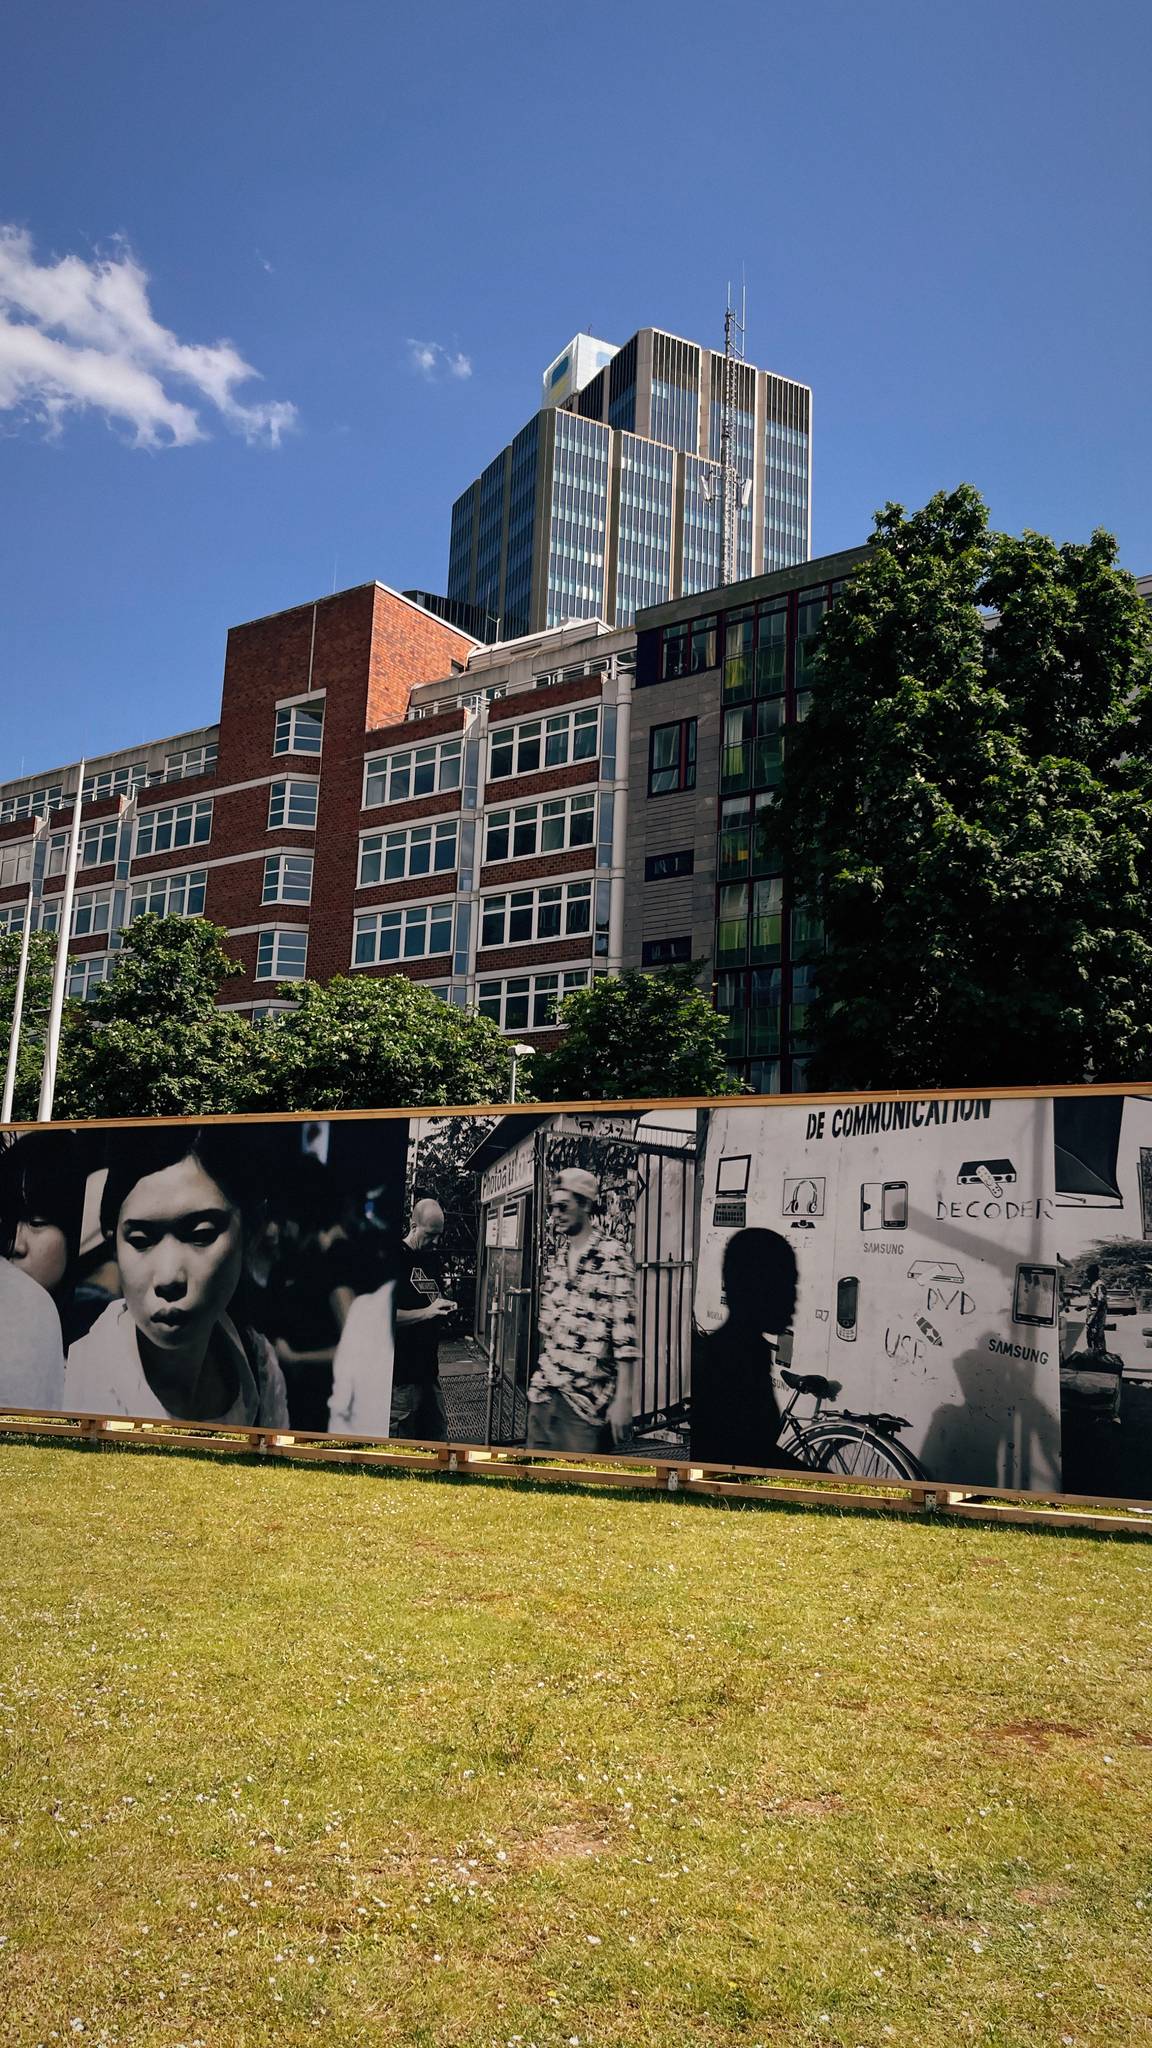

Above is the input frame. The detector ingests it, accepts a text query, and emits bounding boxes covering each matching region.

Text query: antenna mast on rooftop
[701,281,751,587]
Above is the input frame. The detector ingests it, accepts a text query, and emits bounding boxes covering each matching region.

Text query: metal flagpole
[36,762,85,1123]
[1,824,43,1124]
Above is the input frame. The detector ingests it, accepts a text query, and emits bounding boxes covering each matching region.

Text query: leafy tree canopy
[242,972,515,1111]
[777,486,1152,1089]
[530,964,740,1101]
[53,916,254,1120]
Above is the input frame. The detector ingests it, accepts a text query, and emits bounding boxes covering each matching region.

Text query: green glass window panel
[790,964,817,1049]
[755,608,788,695]
[791,902,825,959]
[721,707,751,792]
[723,655,753,703]
[750,795,780,875]
[794,690,813,723]
[716,883,748,966]
[750,878,783,963]
[718,797,750,880]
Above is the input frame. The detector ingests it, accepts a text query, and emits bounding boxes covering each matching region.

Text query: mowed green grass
[2,1447,1151,2048]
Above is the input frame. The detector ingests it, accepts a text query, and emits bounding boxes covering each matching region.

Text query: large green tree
[530,964,740,1101]
[53,915,255,1119]
[0,929,57,1121]
[777,486,1152,1088]
[242,972,515,1110]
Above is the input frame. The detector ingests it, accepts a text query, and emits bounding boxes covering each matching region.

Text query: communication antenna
[700,281,750,586]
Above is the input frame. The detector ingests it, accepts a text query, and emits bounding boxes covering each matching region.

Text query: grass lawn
[1,1445,1150,2048]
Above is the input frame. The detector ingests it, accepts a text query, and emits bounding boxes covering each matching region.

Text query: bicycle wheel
[798,1422,927,1484]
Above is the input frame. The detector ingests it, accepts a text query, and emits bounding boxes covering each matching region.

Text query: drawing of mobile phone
[836,1275,859,1341]
[1013,1264,1058,1327]
[860,1180,908,1230]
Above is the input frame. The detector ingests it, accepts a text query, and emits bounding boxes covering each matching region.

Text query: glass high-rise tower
[447,327,812,637]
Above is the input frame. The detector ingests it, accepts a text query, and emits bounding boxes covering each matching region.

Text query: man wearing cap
[526,1168,639,1453]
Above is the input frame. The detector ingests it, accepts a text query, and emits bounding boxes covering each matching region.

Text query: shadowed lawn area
[1,1445,1150,2047]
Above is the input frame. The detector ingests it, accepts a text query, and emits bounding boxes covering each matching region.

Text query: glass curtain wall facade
[546,413,611,628]
[616,435,676,620]
[764,374,811,571]
[447,328,812,635]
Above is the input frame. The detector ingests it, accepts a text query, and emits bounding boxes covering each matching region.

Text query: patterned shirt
[528,1226,641,1423]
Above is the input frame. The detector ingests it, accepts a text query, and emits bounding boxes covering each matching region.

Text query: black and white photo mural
[2,1090,1150,1501]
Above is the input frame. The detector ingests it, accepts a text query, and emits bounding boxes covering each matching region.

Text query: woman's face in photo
[115,1155,244,1358]
[8,1216,69,1295]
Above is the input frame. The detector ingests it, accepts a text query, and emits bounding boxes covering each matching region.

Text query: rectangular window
[648,719,697,796]
[791,901,824,960]
[273,698,325,757]
[47,818,121,874]
[353,900,454,966]
[483,791,595,864]
[66,954,110,1001]
[256,927,309,981]
[790,963,818,1050]
[641,936,691,966]
[715,968,748,1059]
[750,876,783,963]
[129,869,207,921]
[716,884,749,967]
[363,738,462,808]
[661,615,717,680]
[70,887,115,937]
[489,705,599,780]
[135,799,212,858]
[262,855,314,905]
[164,742,218,782]
[476,968,591,1032]
[267,781,318,830]
[82,763,146,802]
[718,796,750,881]
[358,820,458,886]
[644,849,694,882]
[0,784,63,824]
[0,904,26,935]
[479,879,592,949]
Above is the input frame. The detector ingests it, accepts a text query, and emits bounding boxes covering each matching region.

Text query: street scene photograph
[1,0,1150,2042]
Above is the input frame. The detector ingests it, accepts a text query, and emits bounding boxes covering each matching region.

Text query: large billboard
[1,1089,1150,1501]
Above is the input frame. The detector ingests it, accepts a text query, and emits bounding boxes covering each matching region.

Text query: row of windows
[716,964,818,1059]
[0,744,219,826]
[484,791,595,864]
[477,968,590,1032]
[489,706,597,781]
[480,879,592,949]
[364,739,462,808]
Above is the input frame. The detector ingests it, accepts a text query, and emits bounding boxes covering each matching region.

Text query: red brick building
[0,584,636,1042]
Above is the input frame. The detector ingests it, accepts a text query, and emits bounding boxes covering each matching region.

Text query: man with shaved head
[391,1196,456,1440]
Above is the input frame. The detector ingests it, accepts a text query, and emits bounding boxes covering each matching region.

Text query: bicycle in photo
[774,1367,929,1483]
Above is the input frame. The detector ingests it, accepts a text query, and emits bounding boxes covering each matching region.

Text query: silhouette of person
[691,1228,800,1468]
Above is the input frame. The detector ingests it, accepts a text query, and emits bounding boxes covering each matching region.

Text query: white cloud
[0,226,297,449]
[407,337,472,382]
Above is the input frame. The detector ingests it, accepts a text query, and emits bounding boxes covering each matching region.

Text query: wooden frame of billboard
[2,1081,1151,1540]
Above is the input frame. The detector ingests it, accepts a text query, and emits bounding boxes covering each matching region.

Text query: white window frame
[66,953,111,1001]
[479,878,593,950]
[262,853,314,905]
[273,695,325,758]
[476,968,591,1032]
[0,785,63,824]
[362,738,463,809]
[47,818,121,874]
[352,900,455,967]
[482,790,596,865]
[488,704,599,781]
[267,780,319,831]
[82,763,146,802]
[164,742,218,782]
[134,799,213,859]
[357,819,458,887]
[128,868,207,921]
[255,926,309,981]
[0,904,27,935]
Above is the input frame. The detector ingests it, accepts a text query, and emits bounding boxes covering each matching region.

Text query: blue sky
[2,0,1149,778]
